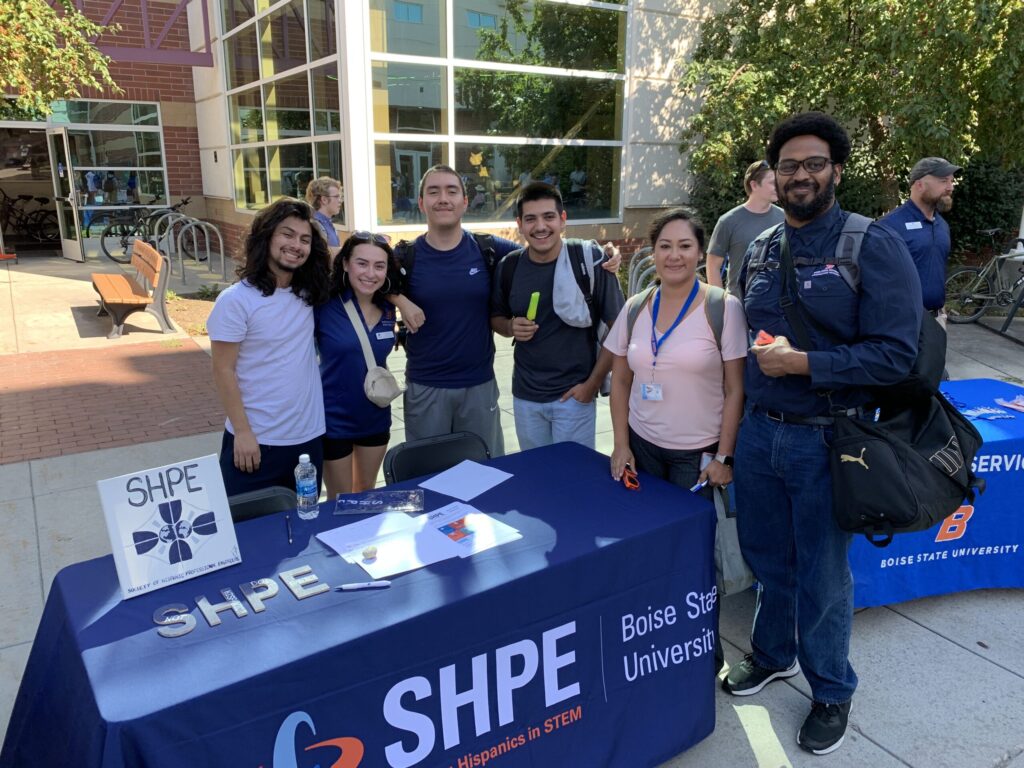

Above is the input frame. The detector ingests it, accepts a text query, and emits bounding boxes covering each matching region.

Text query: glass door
[46,127,83,262]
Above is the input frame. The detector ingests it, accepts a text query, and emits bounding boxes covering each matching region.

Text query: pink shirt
[604,292,747,450]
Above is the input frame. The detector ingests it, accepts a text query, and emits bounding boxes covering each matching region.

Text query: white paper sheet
[426,502,522,557]
[417,460,513,501]
[316,512,465,579]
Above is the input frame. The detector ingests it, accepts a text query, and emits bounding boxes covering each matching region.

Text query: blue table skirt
[1,442,717,768]
[850,379,1024,607]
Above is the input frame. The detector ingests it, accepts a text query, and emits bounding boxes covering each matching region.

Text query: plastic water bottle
[294,454,319,520]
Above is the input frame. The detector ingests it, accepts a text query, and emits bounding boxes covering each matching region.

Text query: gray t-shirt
[708,204,785,294]
[491,244,624,403]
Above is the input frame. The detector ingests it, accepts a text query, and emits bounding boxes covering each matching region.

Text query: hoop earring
[381,277,392,295]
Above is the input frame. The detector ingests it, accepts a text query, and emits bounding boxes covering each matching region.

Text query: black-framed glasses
[774,156,834,176]
[350,230,390,247]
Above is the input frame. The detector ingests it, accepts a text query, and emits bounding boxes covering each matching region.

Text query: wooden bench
[91,239,176,339]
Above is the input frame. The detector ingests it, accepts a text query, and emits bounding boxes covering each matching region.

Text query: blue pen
[689,479,708,493]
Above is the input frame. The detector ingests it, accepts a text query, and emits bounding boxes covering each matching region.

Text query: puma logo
[840,447,869,470]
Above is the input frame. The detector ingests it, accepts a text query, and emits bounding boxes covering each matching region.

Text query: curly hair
[237,198,330,306]
[648,207,706,251]
[305,176,341,212]
[766,111,851,167]
[328,233,403,305]
[515,181,563,218]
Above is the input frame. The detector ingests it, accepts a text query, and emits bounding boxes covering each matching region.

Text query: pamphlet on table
[417,459,513,501]
[97,454,240,600]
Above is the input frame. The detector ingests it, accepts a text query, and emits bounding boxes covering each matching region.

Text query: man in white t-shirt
[207,199,332,496]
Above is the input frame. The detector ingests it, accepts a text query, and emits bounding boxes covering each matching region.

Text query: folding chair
[227,485,295,523]
[383,431,491,484]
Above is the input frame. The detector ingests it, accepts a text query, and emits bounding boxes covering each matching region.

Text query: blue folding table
[1,442,716,768]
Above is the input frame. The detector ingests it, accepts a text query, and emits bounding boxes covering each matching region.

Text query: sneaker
[721,653,800,696]
[797,700,852,755]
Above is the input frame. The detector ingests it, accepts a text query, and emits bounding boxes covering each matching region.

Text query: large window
[223,0,344,223]
[370,0,627,226]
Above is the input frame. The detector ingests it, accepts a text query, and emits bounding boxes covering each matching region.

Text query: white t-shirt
[207,280,325,445]
[604,291,747,450]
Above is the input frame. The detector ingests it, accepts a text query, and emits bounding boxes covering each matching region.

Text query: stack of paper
[316,502,521,579]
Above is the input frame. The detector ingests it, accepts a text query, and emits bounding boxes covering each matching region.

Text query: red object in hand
[755,330,775,346]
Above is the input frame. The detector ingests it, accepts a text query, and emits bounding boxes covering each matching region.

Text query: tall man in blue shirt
[879,157,960,324]
[722,112,922,756]
[394,165,621,456]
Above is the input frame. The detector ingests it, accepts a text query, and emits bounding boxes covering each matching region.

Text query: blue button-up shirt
[739,204,922,415]
[878,199,951,310]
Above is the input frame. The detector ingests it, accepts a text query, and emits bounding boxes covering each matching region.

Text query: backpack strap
[473,232,499,275]
[393,239,414,294]
[497,247,525,314]
[740,223,784,295]
[702,284,726,353]
[565,238,598,327]
[833,212,871,293]
[625,285,657,342]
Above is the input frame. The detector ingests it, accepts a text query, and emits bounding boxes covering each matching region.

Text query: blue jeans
[513,396,596,451]
[734,408,857,704]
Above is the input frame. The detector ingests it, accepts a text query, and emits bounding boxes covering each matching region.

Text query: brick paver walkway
[0,339,223,464]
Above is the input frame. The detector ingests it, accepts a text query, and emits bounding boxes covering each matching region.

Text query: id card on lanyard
[643,281,700,401]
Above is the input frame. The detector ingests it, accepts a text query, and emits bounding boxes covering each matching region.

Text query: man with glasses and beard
[880,157,960,327]
[722,112,921,756]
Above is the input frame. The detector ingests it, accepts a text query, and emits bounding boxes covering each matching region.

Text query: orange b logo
[934,505,974,542]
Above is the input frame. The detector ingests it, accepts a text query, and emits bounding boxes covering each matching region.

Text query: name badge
[376,331,395,340]
[641,382,663,401]
[905,221,923,230]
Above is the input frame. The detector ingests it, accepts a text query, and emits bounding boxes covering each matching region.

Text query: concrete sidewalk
[2,254,1023,767]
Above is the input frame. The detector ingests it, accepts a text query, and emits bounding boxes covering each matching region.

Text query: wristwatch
[714,453,734,467]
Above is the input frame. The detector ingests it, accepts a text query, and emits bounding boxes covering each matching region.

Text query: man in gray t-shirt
[707,160,785,294]
[491,183,624,451]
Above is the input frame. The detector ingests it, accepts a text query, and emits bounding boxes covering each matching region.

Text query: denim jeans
[734,407,857,704]
[513,396,596,451]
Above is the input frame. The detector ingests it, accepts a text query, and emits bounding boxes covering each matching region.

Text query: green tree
[679,0,1024,243]
[0,0,120,118]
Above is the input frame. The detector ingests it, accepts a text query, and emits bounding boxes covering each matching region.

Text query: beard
[779,175,836,222]
[936,194,953,214]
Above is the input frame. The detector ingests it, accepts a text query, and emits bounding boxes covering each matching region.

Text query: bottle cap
[299,453,310,464]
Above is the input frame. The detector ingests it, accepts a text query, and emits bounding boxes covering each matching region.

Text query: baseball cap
[910,157,962,183]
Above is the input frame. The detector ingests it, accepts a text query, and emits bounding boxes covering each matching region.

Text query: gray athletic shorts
[403,378,505,457]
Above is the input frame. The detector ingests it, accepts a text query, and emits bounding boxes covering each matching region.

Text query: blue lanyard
[650,281,700,364]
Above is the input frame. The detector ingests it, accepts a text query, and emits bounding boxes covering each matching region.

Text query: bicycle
[0,189,59,243]
[944,228,1024,323]
[100,197,191,263]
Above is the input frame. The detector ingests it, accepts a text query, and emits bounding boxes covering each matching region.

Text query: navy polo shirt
[878,200,951,310]
[403,230,519,388]
[739,204,922,416]
[315,293,396,438]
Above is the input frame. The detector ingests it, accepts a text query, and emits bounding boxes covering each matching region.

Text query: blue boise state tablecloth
[850,379,1024,607]
[0,442,716,768]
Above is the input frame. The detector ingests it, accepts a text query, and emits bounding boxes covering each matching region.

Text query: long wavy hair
[237,198,330,306]
[328,233,403,306]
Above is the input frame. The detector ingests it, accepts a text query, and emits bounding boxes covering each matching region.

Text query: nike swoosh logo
[469,267,481,275]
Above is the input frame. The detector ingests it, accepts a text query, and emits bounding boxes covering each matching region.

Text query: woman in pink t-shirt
[605,208,746,495]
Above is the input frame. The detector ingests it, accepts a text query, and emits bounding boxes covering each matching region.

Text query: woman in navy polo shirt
[315,232,402,499]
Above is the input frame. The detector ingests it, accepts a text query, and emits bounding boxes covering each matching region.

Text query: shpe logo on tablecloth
[269,711,363,768]
[132,499,219,564]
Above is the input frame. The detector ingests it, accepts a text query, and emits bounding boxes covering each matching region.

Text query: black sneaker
[797,700,852,755]
[721,653,799,696]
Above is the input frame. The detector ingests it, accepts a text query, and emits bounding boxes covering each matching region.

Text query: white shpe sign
[98,454,241,600]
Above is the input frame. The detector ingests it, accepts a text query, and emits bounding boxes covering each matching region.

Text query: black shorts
[322,431,391,460]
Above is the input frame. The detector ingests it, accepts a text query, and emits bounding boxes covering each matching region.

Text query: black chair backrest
[227,485,295,522]
[383,431,491,484]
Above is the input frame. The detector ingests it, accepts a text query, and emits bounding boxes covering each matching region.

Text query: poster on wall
[97,454,241,600]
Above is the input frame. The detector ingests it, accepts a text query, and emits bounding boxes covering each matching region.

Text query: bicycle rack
[176,219,227,285]
[150,212,194,274]
[627,247,653,296]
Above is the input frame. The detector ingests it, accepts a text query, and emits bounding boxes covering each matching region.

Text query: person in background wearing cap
[879,157,961,327]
